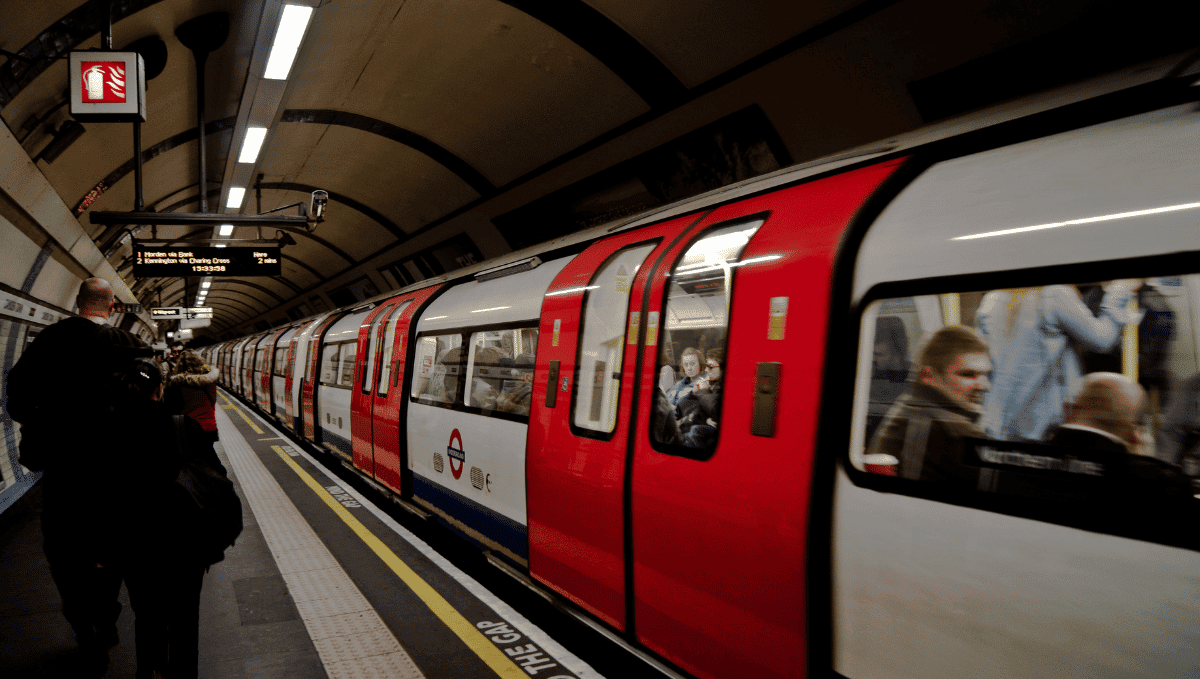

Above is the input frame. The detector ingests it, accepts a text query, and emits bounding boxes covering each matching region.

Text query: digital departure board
[133,245,281,277]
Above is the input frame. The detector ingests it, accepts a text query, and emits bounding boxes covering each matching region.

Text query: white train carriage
[407,256,572,564]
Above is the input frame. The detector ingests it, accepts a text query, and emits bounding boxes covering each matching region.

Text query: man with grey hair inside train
[866,325,992,487]
[1045,372,1192,525]
[6,276,150,674]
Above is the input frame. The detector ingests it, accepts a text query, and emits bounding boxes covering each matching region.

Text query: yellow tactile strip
[217,407,426,679]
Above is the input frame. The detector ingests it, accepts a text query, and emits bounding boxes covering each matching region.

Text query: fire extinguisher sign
[69,51,146,122]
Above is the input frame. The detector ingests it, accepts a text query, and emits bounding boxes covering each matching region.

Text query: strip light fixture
[264,4,315,80]
[226,188,245,209]
[238,127,268,164]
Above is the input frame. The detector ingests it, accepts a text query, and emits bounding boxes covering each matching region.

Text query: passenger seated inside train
[663,347,704,407]
[496,354,535,416]
[676,349,723,449]
[866,325,991,486]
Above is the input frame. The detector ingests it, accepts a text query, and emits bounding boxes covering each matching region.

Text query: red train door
[302,312,344,443]
[351,300,401,476]
[261,327,288,412]
[527,212,711,631]
[369,285,441,495]
[627,161,905,679]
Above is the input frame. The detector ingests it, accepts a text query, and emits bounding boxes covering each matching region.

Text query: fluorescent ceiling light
[470,306,511,313]
[953,201,1200,241]
[238,127,268,164]
[218,224,235,236]
[545,286,599,297]
[264,4,314,80]
[201,281,211,288]
[216,243,227,248]
[226,188,245,209]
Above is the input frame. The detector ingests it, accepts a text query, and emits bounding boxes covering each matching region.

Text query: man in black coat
[1046,372,1192,513]
[5,277,150,665]
[867,326,992,487]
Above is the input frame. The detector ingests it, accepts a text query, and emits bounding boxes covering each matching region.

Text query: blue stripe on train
[413,475,528,560]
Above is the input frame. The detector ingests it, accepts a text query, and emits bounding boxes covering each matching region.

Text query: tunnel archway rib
[73,118,237,216]
[255,180,408,240]
[497,0,686,109]
[278,112,494,196]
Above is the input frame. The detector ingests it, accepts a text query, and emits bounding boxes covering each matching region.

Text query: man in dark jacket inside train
[867,325,991,486]
[5,277,150,672]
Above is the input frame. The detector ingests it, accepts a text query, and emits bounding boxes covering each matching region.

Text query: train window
[851,274,1200,538]
[464,327,538,416]
[650,220,763,458]
[412,333,464,404]
[572,243,656,436]
[320,343,340,386]
[339,342,357,387]
[274,345,287,376]
[256,346,267,372]
[377,301,412,397]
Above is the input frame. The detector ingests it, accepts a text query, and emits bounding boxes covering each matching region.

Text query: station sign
[69,51,146,122]
[151,306,213,320]
[151,307,183,319]
[133,245,281,277]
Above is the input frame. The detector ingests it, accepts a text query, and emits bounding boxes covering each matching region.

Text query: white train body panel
[837,100,1200,677]
[409,255,573,562]
[316,311,367,457]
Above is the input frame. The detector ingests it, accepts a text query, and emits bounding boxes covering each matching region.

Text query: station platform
[0,391,610,679]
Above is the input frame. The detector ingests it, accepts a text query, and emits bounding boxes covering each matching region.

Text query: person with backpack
[6,277,150,675]
[165,349,220,443]
[104,356,239,679]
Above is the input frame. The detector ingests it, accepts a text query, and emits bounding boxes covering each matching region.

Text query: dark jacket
[867,381,986,487]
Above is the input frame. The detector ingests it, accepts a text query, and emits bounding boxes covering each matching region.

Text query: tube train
[203,65,1200,679]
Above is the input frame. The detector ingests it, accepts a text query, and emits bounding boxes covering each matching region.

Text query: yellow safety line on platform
[269,445,528,679]
[220,395,263,434]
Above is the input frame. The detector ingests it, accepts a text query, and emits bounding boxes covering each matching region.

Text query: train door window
[465,327,538,416]
[412,333,464,404]
[572,243,656,436]
[339,342,357,387]
[320,343,340,385]
[850,273,1200,544]
[362,307,391,395]
[378,301,412,396]
[650,219,764,458]
[274,344,287,376]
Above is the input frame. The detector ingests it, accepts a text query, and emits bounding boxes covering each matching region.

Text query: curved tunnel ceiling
[2,0,1180,341]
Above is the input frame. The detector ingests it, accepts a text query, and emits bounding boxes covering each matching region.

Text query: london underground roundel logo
[447,428,465,480]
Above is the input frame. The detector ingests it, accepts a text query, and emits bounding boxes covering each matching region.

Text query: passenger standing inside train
[976,280,1142,442]
[166,349,220,443]
[5,277,150,673]
[105,358,226,679]
[663,347,704,407]
[866,326,991,485]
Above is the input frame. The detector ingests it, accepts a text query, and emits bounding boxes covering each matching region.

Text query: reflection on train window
[465,327,538,416]
[412,333,464,404]
[320,343,339,386]
[377,301,411,397]
[572,243,656,436]
[651,219,765,457]
[853,275,1199,533]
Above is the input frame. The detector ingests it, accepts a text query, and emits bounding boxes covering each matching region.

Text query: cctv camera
[310,190,328,220]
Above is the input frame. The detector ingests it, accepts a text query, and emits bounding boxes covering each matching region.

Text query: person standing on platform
[5,277,150,673]
[166,349,220,443]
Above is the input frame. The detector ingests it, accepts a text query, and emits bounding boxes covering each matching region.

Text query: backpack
[170,416,243,565]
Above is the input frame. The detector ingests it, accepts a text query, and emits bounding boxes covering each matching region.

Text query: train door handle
[546,360,560,408]
[752,362,781,437]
